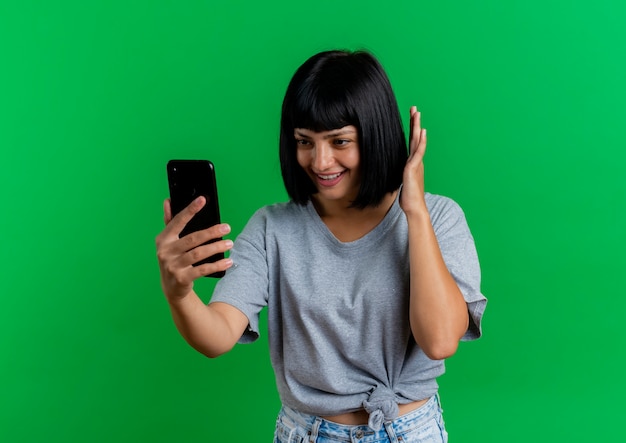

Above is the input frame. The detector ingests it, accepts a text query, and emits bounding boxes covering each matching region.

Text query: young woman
[156,50,486,442]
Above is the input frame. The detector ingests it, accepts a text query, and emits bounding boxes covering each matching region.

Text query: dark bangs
[288,67,360,133]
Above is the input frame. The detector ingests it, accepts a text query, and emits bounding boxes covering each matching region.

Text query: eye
[295,138,312,148]
[333,139,350,147]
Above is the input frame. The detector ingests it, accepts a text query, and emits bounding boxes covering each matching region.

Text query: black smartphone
[167,159,225,278]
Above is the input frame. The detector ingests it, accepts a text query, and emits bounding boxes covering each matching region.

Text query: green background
[1,0,624,441]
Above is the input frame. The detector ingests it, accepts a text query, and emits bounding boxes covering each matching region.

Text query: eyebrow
[294,129,357,139]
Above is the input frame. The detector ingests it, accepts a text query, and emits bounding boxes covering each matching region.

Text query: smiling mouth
[313,170,346,187]
[317,171,343,180]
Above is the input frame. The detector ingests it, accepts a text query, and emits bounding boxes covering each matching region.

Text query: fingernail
[224,240,234,248]
[220,224,231,234]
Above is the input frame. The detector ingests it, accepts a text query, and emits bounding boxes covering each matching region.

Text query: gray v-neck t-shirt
[210,192,486,425]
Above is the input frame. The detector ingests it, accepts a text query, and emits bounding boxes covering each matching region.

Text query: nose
[312,142,333,171]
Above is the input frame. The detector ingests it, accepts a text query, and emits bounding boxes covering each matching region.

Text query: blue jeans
[274,395,448,443]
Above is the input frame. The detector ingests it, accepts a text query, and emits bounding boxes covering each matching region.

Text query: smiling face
[294,125,361,208]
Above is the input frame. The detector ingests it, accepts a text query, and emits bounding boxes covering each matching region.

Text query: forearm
[167,292,245,358]
[407,211,469,360]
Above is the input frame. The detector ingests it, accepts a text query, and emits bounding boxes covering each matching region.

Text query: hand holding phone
[166,160,227,278]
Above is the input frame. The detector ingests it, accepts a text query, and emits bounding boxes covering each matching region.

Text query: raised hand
[400,106,428,216]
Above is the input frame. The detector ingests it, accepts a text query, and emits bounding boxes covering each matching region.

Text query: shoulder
[424,193,471,238]
[247,200,305,226]
[425,192,465,220]
[239,200,308,238]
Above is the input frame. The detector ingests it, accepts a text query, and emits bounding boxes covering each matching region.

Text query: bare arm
[400,107,469,360]
[155,196,248,358]
[168,297,248,358]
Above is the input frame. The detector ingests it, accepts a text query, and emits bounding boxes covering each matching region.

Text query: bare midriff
[321,398,429,425]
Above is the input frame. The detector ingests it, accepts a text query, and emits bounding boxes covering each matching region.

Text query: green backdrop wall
[1,1,624,441]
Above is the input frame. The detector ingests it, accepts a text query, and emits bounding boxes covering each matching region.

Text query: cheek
[296,149,309,169]
[344,150,360,170]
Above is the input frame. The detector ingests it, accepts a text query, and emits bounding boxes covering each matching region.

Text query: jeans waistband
[279,395,442,441]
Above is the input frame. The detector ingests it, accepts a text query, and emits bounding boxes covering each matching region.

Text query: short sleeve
[426,194,487,341]
[209,210,270,343]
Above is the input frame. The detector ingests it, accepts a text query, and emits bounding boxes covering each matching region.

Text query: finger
[164,196,206,237]
[409,107,422,156]
[156,198,175,249]
[192,257,234,279]
[179,238,234,268]
[173,222,231,255]
[416,128,427,158]
[409,128,427,165]
[408,106,417,145]
[163,198,172,225]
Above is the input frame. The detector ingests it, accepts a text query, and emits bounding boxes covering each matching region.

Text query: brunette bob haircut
[279,50,408,208]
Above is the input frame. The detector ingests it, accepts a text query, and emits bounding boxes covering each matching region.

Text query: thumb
[163,199,173,225]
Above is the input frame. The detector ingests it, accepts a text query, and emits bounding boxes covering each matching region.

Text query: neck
[310,191,398,243]
[312,190,398,222]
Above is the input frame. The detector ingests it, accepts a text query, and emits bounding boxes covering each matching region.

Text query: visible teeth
[318,172,342,180]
